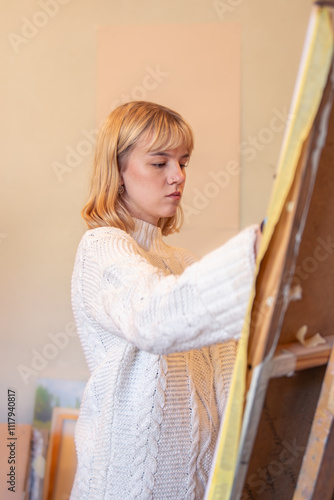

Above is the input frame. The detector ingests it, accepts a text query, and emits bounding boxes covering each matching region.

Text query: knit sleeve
[77,226,257,355]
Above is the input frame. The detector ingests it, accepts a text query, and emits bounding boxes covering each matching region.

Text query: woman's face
[120,137,190,225]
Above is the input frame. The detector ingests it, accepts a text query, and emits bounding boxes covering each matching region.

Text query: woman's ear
[118,168,124,183]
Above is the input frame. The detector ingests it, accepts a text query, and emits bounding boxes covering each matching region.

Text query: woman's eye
[152,163,166,168]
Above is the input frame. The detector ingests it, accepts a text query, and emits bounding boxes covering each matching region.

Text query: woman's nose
[167,163,186,185]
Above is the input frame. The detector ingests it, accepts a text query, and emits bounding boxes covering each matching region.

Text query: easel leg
[293,345,334,500]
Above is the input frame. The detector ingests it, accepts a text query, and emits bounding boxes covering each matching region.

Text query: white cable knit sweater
[70,218,257,500]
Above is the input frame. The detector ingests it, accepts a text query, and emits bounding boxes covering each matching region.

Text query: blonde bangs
[143,112,194,155]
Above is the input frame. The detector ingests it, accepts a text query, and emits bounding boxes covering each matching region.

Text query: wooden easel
[229,3,334,499]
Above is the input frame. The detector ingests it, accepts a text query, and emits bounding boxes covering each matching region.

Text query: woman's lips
[167,192,181,199]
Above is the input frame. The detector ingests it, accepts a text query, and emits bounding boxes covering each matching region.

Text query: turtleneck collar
[130,218,164,252]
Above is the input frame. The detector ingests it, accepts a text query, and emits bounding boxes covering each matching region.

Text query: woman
[70,101,259,499]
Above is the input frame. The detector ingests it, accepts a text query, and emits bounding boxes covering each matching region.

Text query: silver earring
[118,185,124,195]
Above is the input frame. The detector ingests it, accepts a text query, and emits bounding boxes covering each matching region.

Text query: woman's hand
[254,218,266,257]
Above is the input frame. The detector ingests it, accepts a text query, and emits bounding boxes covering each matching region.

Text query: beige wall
[1,0,312,424]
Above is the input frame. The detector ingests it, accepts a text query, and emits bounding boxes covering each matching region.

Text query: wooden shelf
[270,335,334,378]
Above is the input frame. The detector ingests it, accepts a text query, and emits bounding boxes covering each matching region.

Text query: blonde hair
[82,101,194,236]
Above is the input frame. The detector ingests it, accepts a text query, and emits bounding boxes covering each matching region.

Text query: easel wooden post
[204,4,334,498]
[294,344,334,500]
[228,4,334,499]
